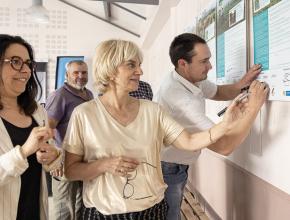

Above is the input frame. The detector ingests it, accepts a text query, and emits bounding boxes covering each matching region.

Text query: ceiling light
[26,0,49,24]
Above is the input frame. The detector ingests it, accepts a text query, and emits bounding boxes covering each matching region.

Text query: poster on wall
[55,56,84,89]
[196,0,217,84]
[252,0,290,101]
[216,0,247,85]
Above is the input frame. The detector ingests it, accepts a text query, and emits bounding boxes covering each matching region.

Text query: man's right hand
[247,80,269,110]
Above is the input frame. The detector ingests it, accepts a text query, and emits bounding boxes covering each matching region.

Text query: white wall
[141,0,207,93]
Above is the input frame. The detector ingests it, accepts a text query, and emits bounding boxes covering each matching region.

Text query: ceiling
[57,0,160,37]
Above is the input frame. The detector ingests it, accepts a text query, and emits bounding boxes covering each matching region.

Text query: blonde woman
[63,39,268,219]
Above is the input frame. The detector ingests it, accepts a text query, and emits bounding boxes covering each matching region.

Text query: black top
[2,117,41,220]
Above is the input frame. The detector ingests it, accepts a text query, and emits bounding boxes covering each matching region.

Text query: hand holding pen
[217,81,269,117]
[40,120,63,180]
[36,120,59,164]
[21,126,52,158]
[217,92,250,117]
[217,85,250,117]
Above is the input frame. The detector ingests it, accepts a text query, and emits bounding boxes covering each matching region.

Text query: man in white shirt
[156,33,262,220]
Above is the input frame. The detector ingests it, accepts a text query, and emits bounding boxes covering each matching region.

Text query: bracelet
[54,149,60,160]
[209,128,214,144]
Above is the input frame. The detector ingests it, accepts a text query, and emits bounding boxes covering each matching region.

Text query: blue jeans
[162,161,189,220]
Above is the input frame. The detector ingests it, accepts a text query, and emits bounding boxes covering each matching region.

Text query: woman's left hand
[222,93,249,130]
[36,143,59,165]
[222,80,269,130]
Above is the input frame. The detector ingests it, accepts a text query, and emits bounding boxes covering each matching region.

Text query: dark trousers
[81,199,168,220]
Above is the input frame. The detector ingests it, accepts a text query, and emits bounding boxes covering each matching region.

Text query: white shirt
[156,70,217,165]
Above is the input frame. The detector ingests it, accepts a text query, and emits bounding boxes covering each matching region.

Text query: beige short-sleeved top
[63,98,184,215]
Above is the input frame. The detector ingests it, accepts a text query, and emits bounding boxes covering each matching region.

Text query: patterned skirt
[81,199,168,220]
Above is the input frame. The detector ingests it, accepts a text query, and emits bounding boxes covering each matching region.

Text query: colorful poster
[216,0,247,85]
[253,0,290,101]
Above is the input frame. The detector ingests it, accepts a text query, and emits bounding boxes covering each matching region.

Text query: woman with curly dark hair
[0,34,62,220]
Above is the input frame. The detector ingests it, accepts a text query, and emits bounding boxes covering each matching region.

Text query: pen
[217,92,250,117]
[53,176,61,181]
[217,106,227,117]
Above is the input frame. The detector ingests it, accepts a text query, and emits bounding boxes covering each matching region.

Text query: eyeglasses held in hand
[2,56,36,72]
[122,162,156,200]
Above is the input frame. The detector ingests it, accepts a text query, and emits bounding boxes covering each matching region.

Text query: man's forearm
[213,64,262,101]
[213,83,244,101]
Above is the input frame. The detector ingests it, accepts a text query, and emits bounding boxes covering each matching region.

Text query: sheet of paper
[253,0,290,101]
[216,0,247,85]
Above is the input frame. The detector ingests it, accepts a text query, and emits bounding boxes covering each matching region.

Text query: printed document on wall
[253,0,290,101]
[216,0,247,85]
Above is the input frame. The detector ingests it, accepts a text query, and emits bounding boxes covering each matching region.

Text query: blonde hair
[92,39,143,93]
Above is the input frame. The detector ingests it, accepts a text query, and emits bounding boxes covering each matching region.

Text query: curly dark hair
[169,33,206,68]
[0,34,42,115]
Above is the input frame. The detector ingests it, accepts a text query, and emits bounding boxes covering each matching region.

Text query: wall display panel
[196,0,217,84]
[216,0,247,85]
[253,0,290,101]
[55,56,84,89]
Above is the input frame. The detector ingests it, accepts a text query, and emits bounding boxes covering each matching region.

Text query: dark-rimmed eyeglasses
[2,56,36,72]
[122,161,157,200]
